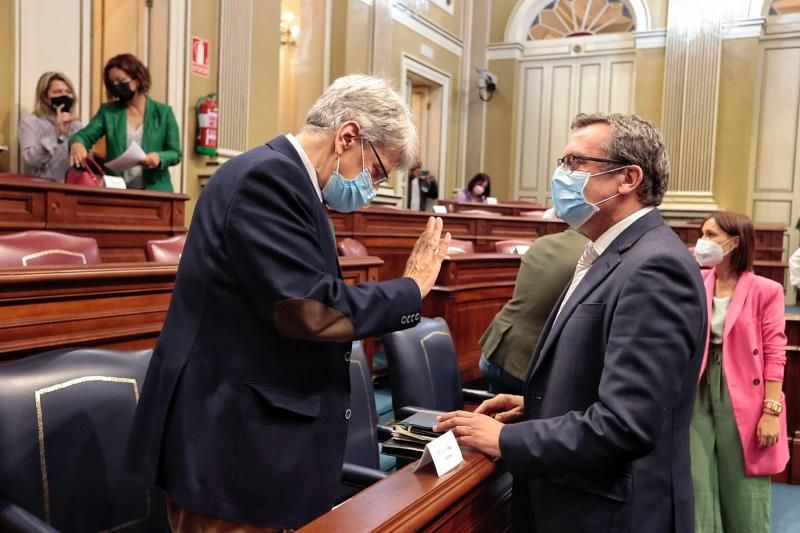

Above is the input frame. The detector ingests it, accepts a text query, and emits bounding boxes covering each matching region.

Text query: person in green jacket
[479,227,588,394]
[69,53,181,192]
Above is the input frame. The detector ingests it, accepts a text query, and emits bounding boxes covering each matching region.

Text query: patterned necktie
[555,242,599,319]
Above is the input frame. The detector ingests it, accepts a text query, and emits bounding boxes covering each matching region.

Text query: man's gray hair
[305,74,418,171]
[571,113,670,206]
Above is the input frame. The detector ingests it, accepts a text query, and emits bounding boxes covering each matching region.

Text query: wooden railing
[0,175,189,262]
[0,256,384,362]
[300,450,512,532]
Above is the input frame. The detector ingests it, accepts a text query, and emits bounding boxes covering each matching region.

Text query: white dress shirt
[286,133,322,203]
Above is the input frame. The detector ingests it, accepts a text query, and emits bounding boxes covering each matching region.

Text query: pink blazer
[700,269,789,476]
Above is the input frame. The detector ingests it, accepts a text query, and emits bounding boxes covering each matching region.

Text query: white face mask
[693,238,736,267]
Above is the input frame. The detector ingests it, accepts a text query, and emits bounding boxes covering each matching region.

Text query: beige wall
[345,0,372,74]
[390,22,463,197]
[0,0,14,172]
[248,0,281,146]
[489,0,517,43]
[483,58,517,201]
[648,0,669,29]
[714,38,759,214]
[184,0,221,218]
[422,0,464,40]
[633,47,665,127]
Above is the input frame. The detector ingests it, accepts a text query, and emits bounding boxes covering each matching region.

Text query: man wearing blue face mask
[126,74,452,531]
[435,113,707,533]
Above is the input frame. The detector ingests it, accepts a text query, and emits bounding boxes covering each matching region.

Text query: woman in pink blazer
[691,211,788,533]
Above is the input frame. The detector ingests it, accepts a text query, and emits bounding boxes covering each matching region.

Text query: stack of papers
[105,141,147,173]
[380,412,444,459]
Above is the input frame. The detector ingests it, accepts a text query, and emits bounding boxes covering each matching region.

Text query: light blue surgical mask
[322,139,376,213]
[550,165,625,228]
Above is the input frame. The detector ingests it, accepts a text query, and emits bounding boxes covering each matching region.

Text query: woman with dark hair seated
[69,53,181,191]
[453,172,490,203]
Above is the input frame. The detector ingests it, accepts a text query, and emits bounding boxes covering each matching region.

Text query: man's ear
[620,165,644,194]
[334,121,361,156]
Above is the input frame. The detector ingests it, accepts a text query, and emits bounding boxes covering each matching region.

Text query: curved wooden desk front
[301,449,512,532]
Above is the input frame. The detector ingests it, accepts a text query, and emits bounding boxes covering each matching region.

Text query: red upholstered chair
[145,235,186,263]
[446,239,475,254]
[337,238,369,257]
[495,239,534,254]
[0,231,101,267]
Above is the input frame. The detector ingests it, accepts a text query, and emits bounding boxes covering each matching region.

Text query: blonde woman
[19,72,83,181]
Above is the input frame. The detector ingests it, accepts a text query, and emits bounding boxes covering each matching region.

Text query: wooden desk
[0,175,189,262]
[439,199,546,217]
[331,207,563,280]
[424,254,521,382]
[332,208,787,283]
[0,256,384,362]
[300,449,512,532]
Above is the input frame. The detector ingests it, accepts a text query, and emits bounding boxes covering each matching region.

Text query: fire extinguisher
[195,94,218,156]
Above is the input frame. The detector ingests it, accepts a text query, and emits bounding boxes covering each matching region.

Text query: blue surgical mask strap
[335,137,367,178]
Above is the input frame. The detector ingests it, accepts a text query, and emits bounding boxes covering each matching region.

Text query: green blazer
[479,228,588,380]
[69,97,181,192]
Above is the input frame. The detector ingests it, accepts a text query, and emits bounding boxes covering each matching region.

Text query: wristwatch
[763,399,783,415]
[56,134,66,144]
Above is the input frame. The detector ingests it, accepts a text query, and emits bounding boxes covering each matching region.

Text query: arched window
[770,0,800,15]
[527,0,635,40]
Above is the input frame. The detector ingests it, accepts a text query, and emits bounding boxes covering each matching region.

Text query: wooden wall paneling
[784,315,800,484]
[423,283,516,382]
[0,177,189,262]
[0,263,176,361]
[0,187,46,229]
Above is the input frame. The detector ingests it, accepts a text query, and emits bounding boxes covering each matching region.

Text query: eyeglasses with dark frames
[557,154,628,175]
[368,140,389,185]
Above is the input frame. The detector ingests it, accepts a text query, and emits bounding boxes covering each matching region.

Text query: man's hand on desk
[475,394,525,423]
[433,410,504,458]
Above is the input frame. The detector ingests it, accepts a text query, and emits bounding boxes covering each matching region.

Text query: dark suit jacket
[125,136,421,529]
[499,210,707,533]
[69,97,181,191]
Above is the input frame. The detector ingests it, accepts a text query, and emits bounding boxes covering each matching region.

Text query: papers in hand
[105,141,147,173]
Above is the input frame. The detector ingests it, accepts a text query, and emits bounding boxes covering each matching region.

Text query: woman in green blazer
[70,53,181,192]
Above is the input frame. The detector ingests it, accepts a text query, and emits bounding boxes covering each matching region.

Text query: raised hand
[403,216,451,298]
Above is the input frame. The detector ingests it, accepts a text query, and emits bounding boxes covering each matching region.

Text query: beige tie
[555,242,599,320]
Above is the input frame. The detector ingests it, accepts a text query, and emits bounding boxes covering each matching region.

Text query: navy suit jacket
[125,136,421,529]
[499,210,707,533]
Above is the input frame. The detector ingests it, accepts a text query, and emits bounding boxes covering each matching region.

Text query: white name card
[412,430,464,477]
[103,176,127,189]
[486,197,498,205]
[432,205,448,214]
